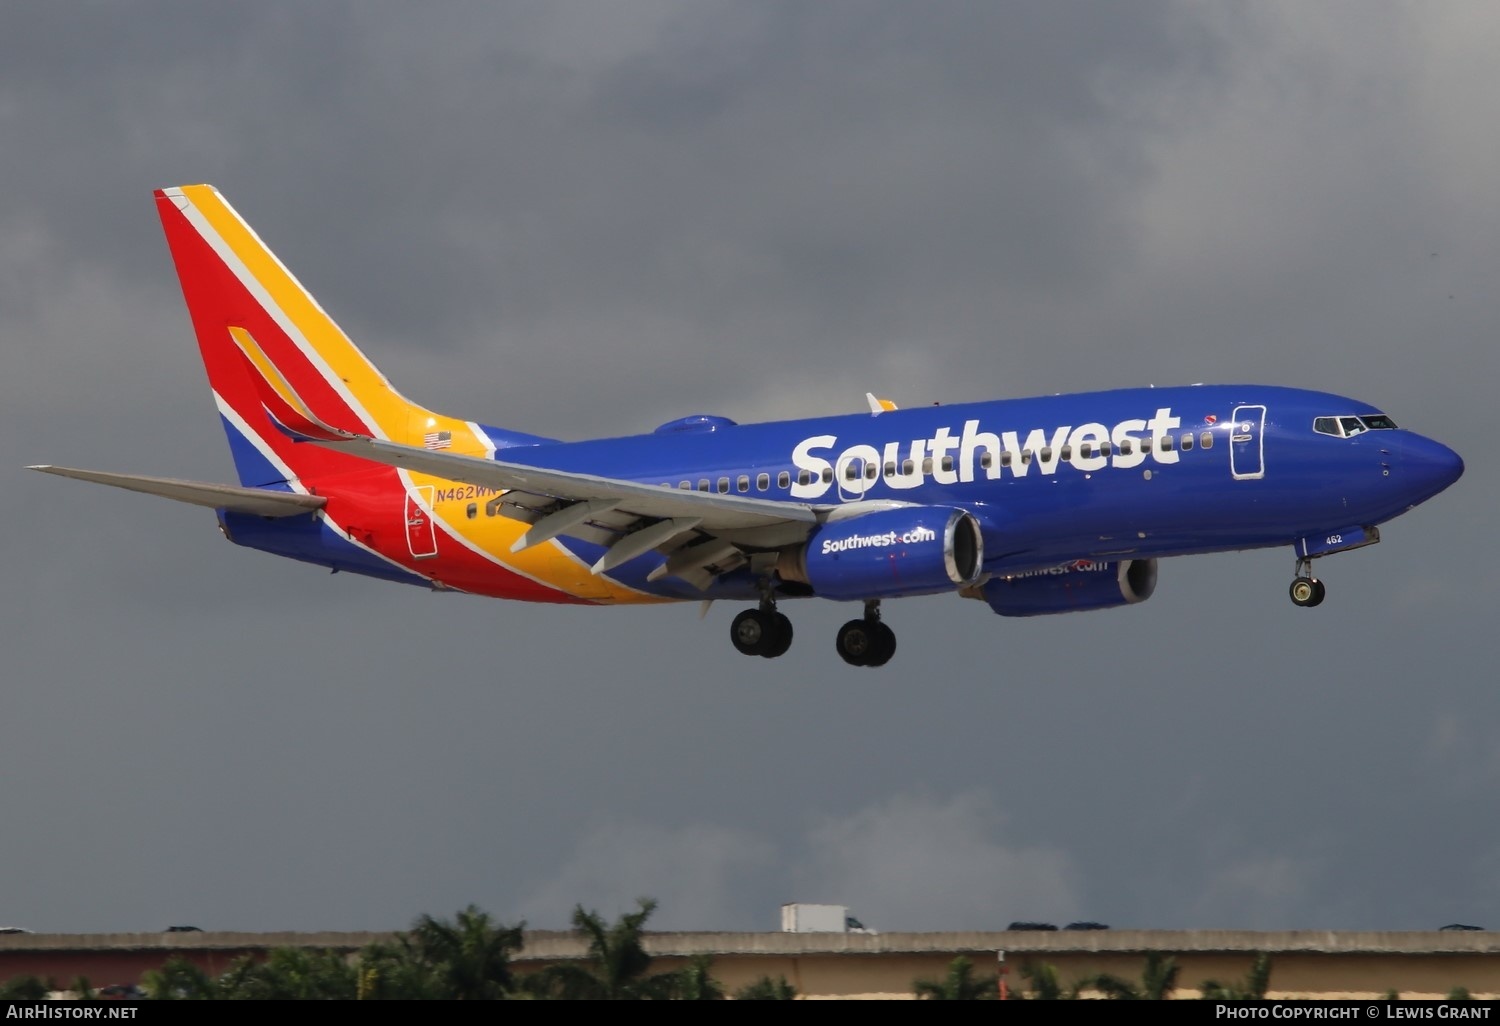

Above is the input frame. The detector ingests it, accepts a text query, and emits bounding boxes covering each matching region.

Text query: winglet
[865,392,898,415]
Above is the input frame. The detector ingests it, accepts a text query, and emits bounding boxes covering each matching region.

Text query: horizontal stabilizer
[28,466,326,518]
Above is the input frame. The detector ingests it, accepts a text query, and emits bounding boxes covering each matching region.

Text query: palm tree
[218,948,358,1000]
[0,975,51,1000]
[530,898,680,999]
[356,937,446,1000]
[733,975,798,1000]
[403,905,524,999]
[1199,954,1272,1001]
[142,956,222,1000]
[671,955,726,1000]
[1079,952,1180,1000]
[1019,961,1082,1000]
[914,956,997,1000]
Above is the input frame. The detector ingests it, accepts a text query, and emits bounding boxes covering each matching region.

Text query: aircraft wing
[316,435,823,585]
[229,324,820,585]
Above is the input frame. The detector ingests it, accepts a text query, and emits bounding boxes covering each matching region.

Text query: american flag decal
[423,430,452,450]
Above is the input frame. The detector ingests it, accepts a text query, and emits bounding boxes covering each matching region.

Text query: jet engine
[980,559,1157,616]
[777,506,983,600]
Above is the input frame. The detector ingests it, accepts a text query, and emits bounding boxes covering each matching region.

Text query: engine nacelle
[981,559,1157,617]
[778,506,984,601]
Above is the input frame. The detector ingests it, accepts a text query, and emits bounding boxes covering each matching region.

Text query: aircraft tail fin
[154,185,495,489]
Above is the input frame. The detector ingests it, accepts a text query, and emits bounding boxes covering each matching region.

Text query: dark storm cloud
[2,1,1220,434]
[1,2,1495,935]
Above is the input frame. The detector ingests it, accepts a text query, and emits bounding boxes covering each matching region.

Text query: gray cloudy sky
[2,2,1495,935]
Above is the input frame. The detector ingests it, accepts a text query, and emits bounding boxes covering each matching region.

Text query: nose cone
[1403,434,1464,504]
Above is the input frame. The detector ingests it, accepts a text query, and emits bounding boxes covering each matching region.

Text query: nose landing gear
[836,600,897,668]
[1289,558,1326,607]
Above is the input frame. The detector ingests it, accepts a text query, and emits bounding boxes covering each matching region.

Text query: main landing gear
[728,597,898,666]
[836,601,896,668]
[731,601,794,659]
[1289,558,1326,608]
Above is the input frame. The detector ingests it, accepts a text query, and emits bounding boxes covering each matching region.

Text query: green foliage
[1080,952,1180,1000]
[1448,987,1472,1001]
[224,947,359,1000]
[0,975,51,1000]
[528,898,683,1000]
[356,938,447,1000]
[143,906,524,1000]
[142,956,222,1000]
[406,905,524,999]
[1199,954,1272,1001]
[670,955,726,1000]
[914,956,997,1000]
[1018,961,1080,1000]
[354,904,524,1000]
[734,975,798,1000]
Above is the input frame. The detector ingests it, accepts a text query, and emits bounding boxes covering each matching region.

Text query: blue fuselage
[481,384,1462,599]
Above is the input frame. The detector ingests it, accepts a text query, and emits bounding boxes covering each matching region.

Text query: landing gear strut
[1289,558,1326,608]
[836,600,897,668]
[730,600,794,658]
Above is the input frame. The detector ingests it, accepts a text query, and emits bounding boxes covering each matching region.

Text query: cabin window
[979,452,992,470]
[1118,439,1134,456]
[697,479,710,492]
[1021,449,1033,464]
[865,462,878,481]
[1000,452,1012,467]
[884,460,897,478]
[844,463,860,481]
[901,459,915,475]
[737,475,750,493]
[1180,434,1193,451]
[756,473,770,491]
[797,469,811,486]
[1078,443,1093,459]
[821,468,834,484]
[1200,432,1213,449]
[466,503,477,520]
[942,455,955,472]
[1056,445,1070,461]
[1099,442,1112,457]
[717,477,730,493]
[1159,436,1173,452]
[922,457,933,475]
[778,471,791,489]
[679,481,691,490]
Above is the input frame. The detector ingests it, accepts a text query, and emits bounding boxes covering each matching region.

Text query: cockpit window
[1315,413,1400,438]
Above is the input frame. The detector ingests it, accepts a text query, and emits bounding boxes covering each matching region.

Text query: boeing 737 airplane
[31,186,1464,666]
